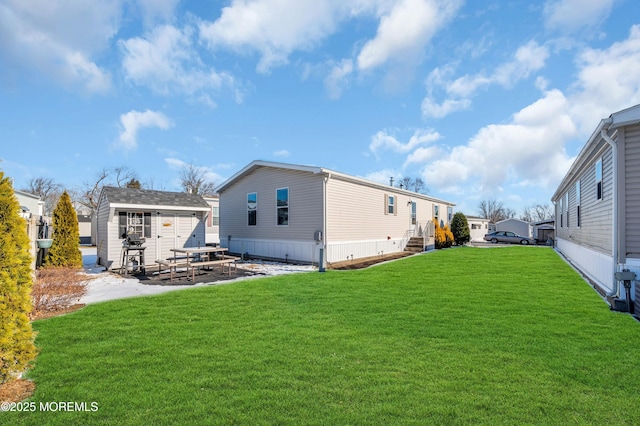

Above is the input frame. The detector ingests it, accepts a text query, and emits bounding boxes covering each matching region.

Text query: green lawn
[6,247,640,425]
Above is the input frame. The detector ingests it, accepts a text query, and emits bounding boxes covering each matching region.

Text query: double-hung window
[119,212,151,239]
[385,194,396,215]
[447,206,453,223]
[596,158,603,200]
[247,193,257,226]
[276,188,289,226]
[565,193,569,227]
[434,205,439,221]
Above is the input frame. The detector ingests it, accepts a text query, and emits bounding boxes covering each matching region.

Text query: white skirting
[556,238,613,293]
[223,238,406,264]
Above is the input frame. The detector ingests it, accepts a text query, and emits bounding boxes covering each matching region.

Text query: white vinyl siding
[219,166,323,242]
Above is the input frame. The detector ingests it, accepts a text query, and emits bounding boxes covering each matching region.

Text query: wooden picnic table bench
[187,256,241,280]
[155,259,190,282]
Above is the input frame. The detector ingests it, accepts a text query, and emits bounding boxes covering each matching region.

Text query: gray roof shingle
[101,186,210,209]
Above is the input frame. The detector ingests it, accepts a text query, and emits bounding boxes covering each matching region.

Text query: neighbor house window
[276,188,289,226]
[434,205,439,221]
[447,206,453,223]
[576,180,581,227]
[565,192,569,227]
[596,158,603,200]
[472,224,481,230]
[559,197,563,228]
[247,193,257,226]
[119,212,151,239]
[211,206,219,226]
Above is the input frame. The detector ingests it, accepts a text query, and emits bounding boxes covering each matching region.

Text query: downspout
[601,124,620,298]
[322,173,331,270]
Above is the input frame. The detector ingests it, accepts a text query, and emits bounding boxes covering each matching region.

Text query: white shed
[96,187,210,270]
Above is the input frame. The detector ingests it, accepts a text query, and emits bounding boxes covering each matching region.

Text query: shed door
[156,214,200,260]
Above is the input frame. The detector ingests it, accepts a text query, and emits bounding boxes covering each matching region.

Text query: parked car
[483,231,536,245]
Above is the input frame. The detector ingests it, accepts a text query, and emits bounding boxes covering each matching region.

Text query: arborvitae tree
[451,212,470,245]
[0,171,38,383]
[46,191,82,268]
[434,218,446,249]
[443,224,454,248]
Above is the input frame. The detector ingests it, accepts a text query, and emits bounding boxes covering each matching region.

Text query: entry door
[410,202,417,233]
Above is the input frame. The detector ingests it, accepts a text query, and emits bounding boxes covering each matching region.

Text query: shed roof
[100,186,210,211]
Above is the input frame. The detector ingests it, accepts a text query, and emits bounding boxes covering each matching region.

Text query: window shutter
[144,213,151,238]
[384,193,388,215]
[394,197,397,216]
[118,212,127,238]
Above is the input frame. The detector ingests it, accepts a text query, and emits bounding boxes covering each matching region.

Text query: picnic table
[156,247,238,282]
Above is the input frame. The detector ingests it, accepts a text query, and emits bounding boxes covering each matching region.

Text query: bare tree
[534,203,553,221]
[478,198,512,223]
[413,177,428,194]
[74,166,139,213]
[22,177,63,216]
[179,163,217,196]
[398,177,413,190]
[521,203,554,222]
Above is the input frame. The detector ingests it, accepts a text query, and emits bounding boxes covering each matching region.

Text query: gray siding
[219,166,324,243]
[96,192,110,267]
[556,145,613,255]
[624,124,640,259]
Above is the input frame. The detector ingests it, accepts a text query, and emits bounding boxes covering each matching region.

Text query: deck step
[404,236,424,253]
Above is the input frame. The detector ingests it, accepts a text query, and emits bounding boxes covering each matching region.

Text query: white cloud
[421,90,577,193]
[370,128,441,156]
[544,0,614,33]
[136,0,180,27]
[199,0,350,73]
[199,0,460,75]
[362,169,402,186]
[324,59,354,99]
[568,24,640,134]
[117,109,174,150]
[273,149,290,157]
[422,41,549,118]
[0,0,119,93]
[403,146,441,167]
[357,0,462,71]
[120,24,239,103]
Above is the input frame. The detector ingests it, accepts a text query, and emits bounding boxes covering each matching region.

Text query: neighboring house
[78,213,92,245]
[96,187,210,270]
[552,103,640,313]
[203,196,220,246]
[14,190,46,269]
[495,218,532,238]
[466,216,491,242]
[215,160,456,265]
[14,189,45,218]
[532,219,554,244]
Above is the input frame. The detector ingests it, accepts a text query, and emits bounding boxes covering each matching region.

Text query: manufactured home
[215,160,456,265]
[96,187,210,270]
[552,104,640,313]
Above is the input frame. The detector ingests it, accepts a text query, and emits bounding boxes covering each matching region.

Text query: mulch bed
[0,379,35,403]
[328,252,416,270]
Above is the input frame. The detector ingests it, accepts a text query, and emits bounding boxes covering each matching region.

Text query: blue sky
[2,0,640,215]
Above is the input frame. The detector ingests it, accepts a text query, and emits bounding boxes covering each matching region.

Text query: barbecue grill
[121,232,146,275]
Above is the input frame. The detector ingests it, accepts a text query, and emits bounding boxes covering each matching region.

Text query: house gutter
[600,122,620,298]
